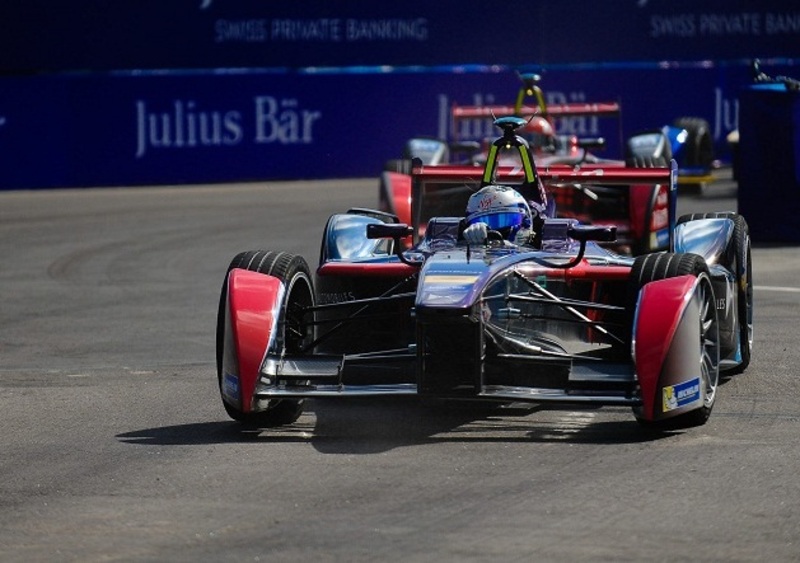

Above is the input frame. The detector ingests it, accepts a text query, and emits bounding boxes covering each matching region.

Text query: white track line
[755,286,800,293]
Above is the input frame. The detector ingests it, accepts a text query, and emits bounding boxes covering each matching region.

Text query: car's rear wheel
[216,250,313,426]
[629,253,720,428]
[677,212,752,373]
[673,117,714,169]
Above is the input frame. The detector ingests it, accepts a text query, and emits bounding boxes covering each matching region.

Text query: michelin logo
[663,377,701,412]
[222,372,241,406]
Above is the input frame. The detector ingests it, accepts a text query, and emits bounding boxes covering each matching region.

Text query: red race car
[216,117,752,431]
[381,74,686,255]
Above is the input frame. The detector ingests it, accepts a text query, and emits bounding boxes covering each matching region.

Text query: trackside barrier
[737,83,800,243]
[0,64,782,190]
[1,0,798,189]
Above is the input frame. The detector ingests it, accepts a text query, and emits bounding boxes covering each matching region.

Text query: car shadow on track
[117,398,679,452]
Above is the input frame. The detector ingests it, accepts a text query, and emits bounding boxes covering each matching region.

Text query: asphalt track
[1,177,799,562]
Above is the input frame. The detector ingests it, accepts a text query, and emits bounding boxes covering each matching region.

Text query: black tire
[673,117,714,169]
[216,250,314,427]
[625,130,672,167]
[676,212,752,373]
[629,253,720,428]
[629,252,709,291]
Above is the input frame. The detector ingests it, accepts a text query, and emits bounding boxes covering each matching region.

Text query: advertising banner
[0,1,798,188]
[2,1,798,71]
[0,64,767,189]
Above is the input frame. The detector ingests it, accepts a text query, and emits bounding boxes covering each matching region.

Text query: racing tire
[216,250,314,427]
[629,252,720,429]
[673,117,714,169]
[625,130,672,167]
[677,212,753,373]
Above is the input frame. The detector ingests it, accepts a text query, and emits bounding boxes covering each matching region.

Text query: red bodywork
[634,275,698,420]
[416,163,671,183]
[451,102,622,120]
[223,268,282,413]
[450,101,622,159]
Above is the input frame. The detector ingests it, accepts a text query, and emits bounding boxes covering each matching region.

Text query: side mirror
[568,224,617,243]
[449,140,481,156]
[366,222,422,268]
[538,223,617,269]
[576,137,606,151]
[367,223,414,240]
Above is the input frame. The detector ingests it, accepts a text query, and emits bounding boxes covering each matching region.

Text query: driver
[463,184,546,246]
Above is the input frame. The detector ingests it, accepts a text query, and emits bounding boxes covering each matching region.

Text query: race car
[388,72,714,178]
[216,118,753,431]
[385,72,629,170]
[380,73,711,254]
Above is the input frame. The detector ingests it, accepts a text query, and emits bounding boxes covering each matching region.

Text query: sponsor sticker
[223,372,241,406]
[424,275,478,285]
[663,377,701,412]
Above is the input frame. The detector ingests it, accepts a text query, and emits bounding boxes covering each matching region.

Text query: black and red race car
[216,117,753,431]
[380,73,711,255]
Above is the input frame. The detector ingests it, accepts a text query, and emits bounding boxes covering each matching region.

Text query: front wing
[222,260,709,423]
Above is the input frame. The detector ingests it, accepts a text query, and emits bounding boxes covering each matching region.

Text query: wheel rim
[283,272,314,354]
[698,275,720,408]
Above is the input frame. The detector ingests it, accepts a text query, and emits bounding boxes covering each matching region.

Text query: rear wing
[451,102,621,120]
[410,160,678,250]
[450,101,623,150]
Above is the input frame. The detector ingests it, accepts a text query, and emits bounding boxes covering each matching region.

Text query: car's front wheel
[629,252,720,429]
[216,250,314,427]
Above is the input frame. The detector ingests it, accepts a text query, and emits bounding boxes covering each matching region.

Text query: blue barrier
[0,63,780,188]
[1,0,799,188]
[738,84,800,242]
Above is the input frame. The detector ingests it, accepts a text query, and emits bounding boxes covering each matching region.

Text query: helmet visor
[470,211,525,231]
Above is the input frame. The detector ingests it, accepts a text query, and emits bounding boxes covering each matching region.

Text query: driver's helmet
[465,185,532,241]
[522,116,555,150]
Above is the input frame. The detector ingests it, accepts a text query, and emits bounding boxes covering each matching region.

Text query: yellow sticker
[425,275,479,284]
